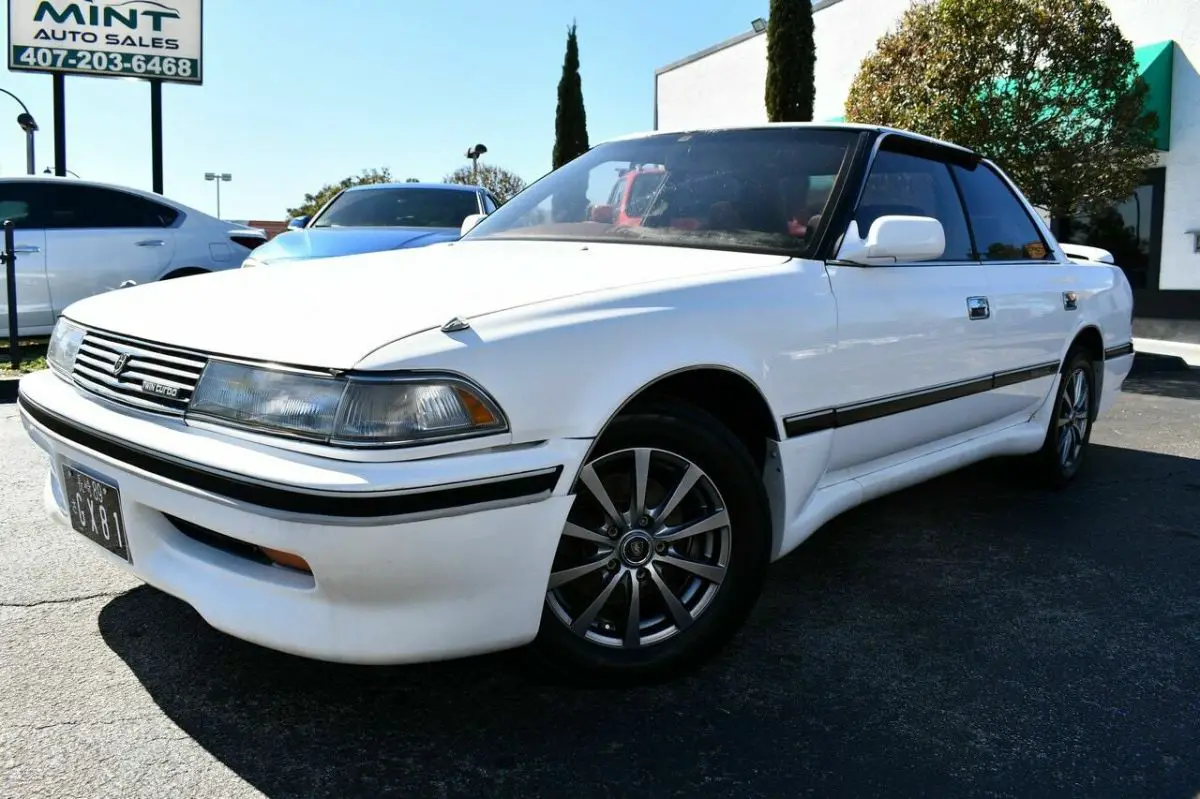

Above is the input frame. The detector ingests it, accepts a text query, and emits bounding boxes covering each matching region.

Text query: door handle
[1062,291,1078,311]
[12,245,40,253]
[135,239,166,247]
[966,296,990,320]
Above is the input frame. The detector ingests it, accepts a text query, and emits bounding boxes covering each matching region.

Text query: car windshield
[311,187,480,229]
[462,127,859,255]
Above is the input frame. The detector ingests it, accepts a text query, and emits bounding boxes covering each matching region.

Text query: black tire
[161,268,209,280]
[527,399,772,687]
[1030,348,1097,489]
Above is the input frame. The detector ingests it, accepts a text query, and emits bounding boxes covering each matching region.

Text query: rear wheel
[530,401,771,687]
[1031,349,1096,489]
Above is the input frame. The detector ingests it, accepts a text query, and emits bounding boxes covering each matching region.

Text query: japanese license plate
[61,464,131,563]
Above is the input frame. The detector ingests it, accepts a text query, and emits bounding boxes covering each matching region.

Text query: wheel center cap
[619,531,654,567]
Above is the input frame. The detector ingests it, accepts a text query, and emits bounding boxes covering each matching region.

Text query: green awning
[828,40,1174,150]
[1135,40,1174,151]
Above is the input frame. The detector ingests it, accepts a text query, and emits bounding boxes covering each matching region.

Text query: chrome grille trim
[70,330,208,416]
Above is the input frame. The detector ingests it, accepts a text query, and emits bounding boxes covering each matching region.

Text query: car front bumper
[18,369,589,665]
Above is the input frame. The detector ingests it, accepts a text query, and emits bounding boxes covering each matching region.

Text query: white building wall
[655,0,1200,291]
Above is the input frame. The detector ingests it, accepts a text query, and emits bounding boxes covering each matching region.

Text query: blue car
[241,182,500,268]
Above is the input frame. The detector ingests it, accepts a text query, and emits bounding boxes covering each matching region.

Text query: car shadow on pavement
[1120,370,1200,402]
[97,443,1200,799]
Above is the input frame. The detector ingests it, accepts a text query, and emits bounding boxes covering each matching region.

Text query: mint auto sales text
[30,3,182,51]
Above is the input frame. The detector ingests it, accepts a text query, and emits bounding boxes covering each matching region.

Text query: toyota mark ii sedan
[18,123,1135,685]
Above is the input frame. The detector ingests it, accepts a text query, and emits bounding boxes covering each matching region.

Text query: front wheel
[529,401,772,687]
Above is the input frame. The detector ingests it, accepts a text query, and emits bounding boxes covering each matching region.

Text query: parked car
[0,176,266,339]
[241,182,499,269]
[18,123,1135,686]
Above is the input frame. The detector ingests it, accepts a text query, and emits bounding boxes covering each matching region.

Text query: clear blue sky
[0,0,767,220]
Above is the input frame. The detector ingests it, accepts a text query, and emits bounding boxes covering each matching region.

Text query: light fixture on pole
[0,89,38,175]
[465,143,488,186]
[204,172,232,218]
[751,17,767,33]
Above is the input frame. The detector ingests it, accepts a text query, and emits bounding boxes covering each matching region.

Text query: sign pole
[3,220,20,370]
[150,79,163,194]
[52,74,65,178]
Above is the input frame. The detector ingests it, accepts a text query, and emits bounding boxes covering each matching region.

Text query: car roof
[0,174,260,228]
[601,121,977,156]
[342,182,483,194]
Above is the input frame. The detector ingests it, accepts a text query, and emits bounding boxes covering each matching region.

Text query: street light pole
[0,89,39,175]
[204,172,232,218]
[465,143,488,186]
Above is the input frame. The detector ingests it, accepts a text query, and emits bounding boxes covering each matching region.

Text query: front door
[823,146,998,475]
[0,183,54,336]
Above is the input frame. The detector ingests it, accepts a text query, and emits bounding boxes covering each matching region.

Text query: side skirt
[772,417,1046,561]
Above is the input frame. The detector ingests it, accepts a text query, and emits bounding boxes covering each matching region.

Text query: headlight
[46,318,86,378]
[240,256,263,268]
[188,361,508,447]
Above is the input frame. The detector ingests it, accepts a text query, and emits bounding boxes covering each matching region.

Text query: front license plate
[61,464,131,563]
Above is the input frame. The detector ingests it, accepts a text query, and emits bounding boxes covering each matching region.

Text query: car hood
[63,240,789,370]
[252,226,461,263]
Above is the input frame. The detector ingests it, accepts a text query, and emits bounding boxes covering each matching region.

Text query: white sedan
[1,176,267,338]
[17,123,1135,686]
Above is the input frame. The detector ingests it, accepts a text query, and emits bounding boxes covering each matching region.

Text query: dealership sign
[7,0,203,84]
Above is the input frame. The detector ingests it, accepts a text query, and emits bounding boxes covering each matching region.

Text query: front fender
[351,277,803,447]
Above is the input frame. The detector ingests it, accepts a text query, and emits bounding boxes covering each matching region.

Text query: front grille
[72,330,208,415]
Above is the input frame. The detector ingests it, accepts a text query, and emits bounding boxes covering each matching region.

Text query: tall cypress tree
[552,22,590,169]
[765,0,816,122]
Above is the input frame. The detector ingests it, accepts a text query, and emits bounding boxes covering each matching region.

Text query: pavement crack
[0,591,123,608]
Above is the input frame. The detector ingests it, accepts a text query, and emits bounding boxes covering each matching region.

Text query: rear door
[0,181,53,336]
[44,184,178,314]
[952,162,1076,419]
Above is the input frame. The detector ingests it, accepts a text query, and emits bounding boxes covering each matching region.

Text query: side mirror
[589,204,615,224]
[460,213,487,237]
[837,215,945,264]
[287,215,310,231]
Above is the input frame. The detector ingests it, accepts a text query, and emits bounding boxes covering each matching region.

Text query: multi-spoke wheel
[531,401,771,686]
[1032,349,1096,488]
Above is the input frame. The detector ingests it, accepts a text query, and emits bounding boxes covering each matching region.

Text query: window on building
[856,150,974,262]
[952,163,1052,261]
[1057,168,1164,290]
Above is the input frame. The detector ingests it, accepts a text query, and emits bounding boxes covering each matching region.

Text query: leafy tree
[765,0,816,122]
[844,0,1158,218]
[443,163,528,204]
[286,167,393,219]
[552,22,590,169]
[405,177,420,183]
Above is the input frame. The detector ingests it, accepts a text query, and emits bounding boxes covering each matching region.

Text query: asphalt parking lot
[2,361,1199,799]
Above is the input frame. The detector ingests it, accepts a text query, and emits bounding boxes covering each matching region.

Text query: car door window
[0,182,50,228]
[855,150,974,262]
[43,185,179,230]
[952,163,1051,261]
[483,194,498,214]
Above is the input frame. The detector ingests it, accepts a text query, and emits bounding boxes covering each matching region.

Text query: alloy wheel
[546,447,732,649]
[1056,367,1090,471]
